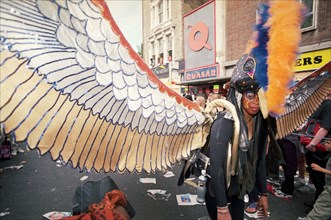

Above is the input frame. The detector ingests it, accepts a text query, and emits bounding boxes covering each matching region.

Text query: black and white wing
[276,62,331,139]
[0,0,206,173]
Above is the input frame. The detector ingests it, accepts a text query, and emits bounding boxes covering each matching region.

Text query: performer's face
[242,90,260,115]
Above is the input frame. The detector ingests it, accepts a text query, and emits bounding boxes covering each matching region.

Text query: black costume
[204,54,269,220]
[305,99,331,202]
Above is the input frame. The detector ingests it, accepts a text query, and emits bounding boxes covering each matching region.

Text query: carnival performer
[205,54,269,220]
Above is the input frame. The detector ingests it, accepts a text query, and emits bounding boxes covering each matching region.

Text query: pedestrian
[204,54,269,220]
[185,94,193,101]
[273,134,301,200]
[63,190,131,220]
[301,91,331,212]
[199,87,208,100]
[297,141,331,220]
[194,95,206,110]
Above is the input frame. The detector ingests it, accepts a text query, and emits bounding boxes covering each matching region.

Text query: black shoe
[304,201,314,207]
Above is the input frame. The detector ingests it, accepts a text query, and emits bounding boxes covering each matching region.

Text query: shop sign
[294,48,330,72]
[151,63,169,79]
[184,1,215,71]
[184,64,218,81]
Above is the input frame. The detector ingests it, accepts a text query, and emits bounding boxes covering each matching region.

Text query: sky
[106,0,142,52]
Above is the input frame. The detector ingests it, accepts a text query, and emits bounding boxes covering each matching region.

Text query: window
[166,0,170,20]
[151,6,155,27]
[150,42,155,67]
[158,38,163,65]
[158,38,163,54]
[167,35,172,50]
[167,35,172,61]
[300,0,316,31]
[158,1,163,24]
[158,54,164,65]
[168,50,172,61]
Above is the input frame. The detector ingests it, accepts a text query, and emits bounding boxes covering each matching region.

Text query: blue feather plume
[250,4,270,91]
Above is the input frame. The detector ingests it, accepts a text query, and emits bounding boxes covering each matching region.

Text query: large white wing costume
[0,0,207,173]
[1,0,329,175]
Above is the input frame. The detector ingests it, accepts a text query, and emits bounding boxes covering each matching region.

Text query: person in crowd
[207,92,215,104]
[200,87,208,100]
[63,190,131,220]
[273,134,301,200]
[194,95,206,110]
[184,94,193,101]
[205,54,269,220]
[9,133,25,156]
[208,93,224,103]
[294,123,316,193]
[302,91,331,213]
[265,142,281,186]
[295,146,310,190]
[297,141,331,220]
[207,93,225,116]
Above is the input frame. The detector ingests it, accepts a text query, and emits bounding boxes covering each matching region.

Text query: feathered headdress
[245,0,305,117]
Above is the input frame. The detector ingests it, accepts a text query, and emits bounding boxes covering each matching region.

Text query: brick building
[142,0,209,93]
[142,0,331,96]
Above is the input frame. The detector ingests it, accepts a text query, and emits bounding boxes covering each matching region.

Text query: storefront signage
[151,63,169,79]
[184,1,215,70]
[184,64,218,81]
[294,48,330,72]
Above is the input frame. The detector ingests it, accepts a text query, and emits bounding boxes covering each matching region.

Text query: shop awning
[176,77,231,86]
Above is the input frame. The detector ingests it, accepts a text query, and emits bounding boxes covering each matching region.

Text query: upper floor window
[167,35,172,50]
[167,35,172,61]
[158,1,163,24]
[158,38,163,53]
[300,0,317,31]
[165,0,170,20]
[151,6,155,27]
[158,38,164,65]
[150,41,155,67]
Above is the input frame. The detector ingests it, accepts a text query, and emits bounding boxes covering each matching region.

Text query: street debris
[0,212,10,217]
[80,176,88,181]
[163,171,175,178]
[197,216,210,220]
[147,189,171,201]
[43,211,71,220]
[4,165,23,170]
[176,194,203,206]
[139,178,156,184]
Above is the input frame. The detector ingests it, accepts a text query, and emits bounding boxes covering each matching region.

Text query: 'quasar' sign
[184,64,218,81]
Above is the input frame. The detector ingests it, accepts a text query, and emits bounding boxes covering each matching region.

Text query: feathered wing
[0,0,206,173]
[276,62,331,139]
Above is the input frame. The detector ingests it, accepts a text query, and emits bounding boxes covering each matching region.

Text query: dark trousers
[266,148,280,180]
[278,139,298,195]
[305,151,329,201]
[205,185,245,220]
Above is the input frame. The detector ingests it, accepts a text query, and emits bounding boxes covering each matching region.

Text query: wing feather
[276,62,331,139]
[0,0,206,173]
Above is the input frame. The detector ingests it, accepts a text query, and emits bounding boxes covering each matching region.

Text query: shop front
[180,0,229,98]
[294,48,331,79]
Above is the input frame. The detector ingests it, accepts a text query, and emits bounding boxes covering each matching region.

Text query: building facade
[225,0,331,81]
[142,0,331,96]
[142,0,209,93]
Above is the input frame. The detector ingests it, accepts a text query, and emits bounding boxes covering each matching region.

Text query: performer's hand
[311,163,322,172]
[217,206,231,220]
[257,195,269,219]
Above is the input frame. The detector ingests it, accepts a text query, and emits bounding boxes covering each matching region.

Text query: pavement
[0,150,315,220]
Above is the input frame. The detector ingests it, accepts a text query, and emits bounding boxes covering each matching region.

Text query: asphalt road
[0,150,313,220]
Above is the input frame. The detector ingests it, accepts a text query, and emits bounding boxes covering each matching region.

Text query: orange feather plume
[266,0,305,115]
